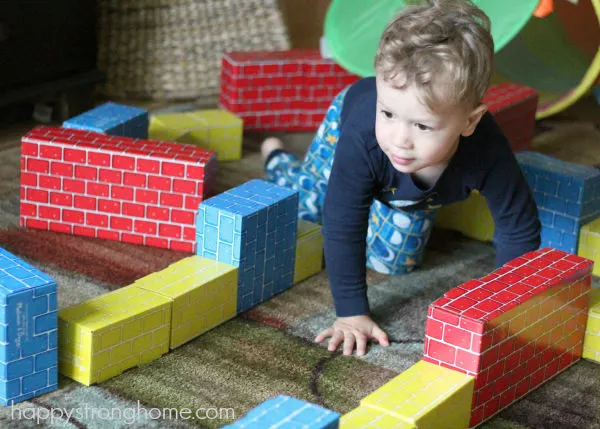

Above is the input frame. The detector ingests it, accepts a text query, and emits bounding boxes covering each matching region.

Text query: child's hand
[314,315,390,356]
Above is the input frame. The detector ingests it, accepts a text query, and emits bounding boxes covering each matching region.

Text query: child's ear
[461,104,488,137]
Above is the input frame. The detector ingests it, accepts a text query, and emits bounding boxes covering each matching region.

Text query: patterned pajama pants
[264,88,437,275]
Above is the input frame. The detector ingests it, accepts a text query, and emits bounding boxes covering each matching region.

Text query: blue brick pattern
[222,395,340,429]
[196,179,299,313]
[63,102,149,138]
[0,247,57,405]
[517,152,600,253]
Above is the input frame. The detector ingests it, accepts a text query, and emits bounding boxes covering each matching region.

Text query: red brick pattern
[20,126,218,253]
[219,50,359,131]
[483,83,539,153]
[423,248,593,427]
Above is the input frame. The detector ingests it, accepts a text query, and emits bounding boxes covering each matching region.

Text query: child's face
[375,75,486,176]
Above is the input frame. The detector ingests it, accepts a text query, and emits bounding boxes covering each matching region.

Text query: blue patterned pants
[264,88,437,274]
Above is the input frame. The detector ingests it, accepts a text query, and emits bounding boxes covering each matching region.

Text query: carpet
[0,115,599,429]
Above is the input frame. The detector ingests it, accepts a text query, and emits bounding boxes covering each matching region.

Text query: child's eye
[415,123,432,131]
[381,110,394,119]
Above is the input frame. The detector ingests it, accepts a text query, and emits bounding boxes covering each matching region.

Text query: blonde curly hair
[374,0,494,110]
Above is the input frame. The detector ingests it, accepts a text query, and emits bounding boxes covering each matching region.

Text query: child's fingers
[328,331,344,352]
[372,325,390,347]
[342,332,356,356]
[314,327,334,343]
[355,334,368,356]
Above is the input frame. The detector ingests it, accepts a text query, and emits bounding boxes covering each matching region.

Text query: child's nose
[394,133,413,150]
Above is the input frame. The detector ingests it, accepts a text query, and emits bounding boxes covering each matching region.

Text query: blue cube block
[196,179,298,313]
[517,152,600,253]
[0,247,58,405]
[222,395,340,429]
[63,102,149,138]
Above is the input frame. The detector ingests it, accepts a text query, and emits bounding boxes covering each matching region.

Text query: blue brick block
[0,247,58,405]
[63,102,149,138]
[196,179,299,313]
[223,395,340,429]
[517,152,600,253]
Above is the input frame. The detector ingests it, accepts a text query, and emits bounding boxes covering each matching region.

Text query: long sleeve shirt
[322,77,541,317]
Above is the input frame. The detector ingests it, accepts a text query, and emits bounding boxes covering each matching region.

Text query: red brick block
[423,248,593,427]
[219,49,359,131]
[483,83,539,153]
[20,126,217,252]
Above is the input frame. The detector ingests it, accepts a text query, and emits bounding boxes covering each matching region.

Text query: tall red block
[424,248,593,427]
[20,126,217,253]
[484,83,539,153]
[219,50,359,131]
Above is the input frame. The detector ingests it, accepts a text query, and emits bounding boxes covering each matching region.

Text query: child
[261,0,541,356]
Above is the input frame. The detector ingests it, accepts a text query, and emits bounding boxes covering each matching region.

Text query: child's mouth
[392,155,414,165]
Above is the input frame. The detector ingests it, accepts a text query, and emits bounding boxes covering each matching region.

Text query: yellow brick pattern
[583,288,600,363]
[58,286,172,385]
[361,360,474,429]
[341,406,415,428]
[435,190,494,242]
[135,256,238,349]
[294,220,324,284]
[149,109,243,160]
[578,219,600,276]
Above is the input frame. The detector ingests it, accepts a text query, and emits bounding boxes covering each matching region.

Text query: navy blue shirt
[322,77,541,317]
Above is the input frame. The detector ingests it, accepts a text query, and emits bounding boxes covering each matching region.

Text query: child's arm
[316,129,390,355]
[479,128,541,266]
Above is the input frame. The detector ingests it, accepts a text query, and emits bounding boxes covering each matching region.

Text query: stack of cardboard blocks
[435,190,494,243]
[58,285,172,385]
[0,247,58,405]
[195,179,299,313]
[20,125,217,253]
[222,395,340,429]
[149,110,243,161]
[63,102,149,139]
[517,151,600,254]
[583,289,600,362]
[16,45,598,426]
[423,247,592,426]
[58,256,239,385]
[219,49,359,131]
[579,218,600,276]
[482,83,539,153]
[229,248,598,429]
[58,178,324,386]
[294,220,324,284]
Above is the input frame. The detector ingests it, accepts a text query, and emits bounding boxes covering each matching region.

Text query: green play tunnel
[324,0,600,118]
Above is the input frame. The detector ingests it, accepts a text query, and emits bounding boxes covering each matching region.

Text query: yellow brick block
[583,288,600,363]
[361,360,474,429]
[294,220,324,284]
[341,406,415,428]
[578,219,600,276]
[435,190,494,242]
[58,286,172,385]
[149,109,243,160]
[134,256,238,349]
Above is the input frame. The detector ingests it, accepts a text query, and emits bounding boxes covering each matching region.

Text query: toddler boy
[261,0,541,356]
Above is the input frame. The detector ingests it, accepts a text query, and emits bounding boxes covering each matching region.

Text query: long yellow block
[583,288,600,363]
[361,360,474,429]
[294,220,324,284]
[135,256,238,349]
[578,219,600,276]
[341,406,414,428]
[58,286,172,385]
[435,190,494,242]
[149,109,243,160]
